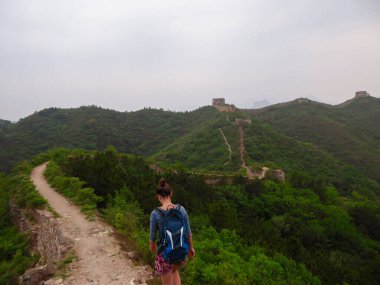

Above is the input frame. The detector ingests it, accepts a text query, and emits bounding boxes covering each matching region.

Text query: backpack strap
[154,207,166,252]
[155,205,181,216]
[154,207,165,217]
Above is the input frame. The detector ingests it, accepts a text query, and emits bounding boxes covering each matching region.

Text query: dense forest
[2,148,379,284]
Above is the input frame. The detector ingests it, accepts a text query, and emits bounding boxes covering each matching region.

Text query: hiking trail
[31,163,151,285]
[219,128,232,162]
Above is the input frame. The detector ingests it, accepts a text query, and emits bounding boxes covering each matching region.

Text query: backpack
[155,205,189,264]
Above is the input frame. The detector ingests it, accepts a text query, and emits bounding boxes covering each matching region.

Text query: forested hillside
[7,148,379,284]
[0,106,220,172]
[0,96,379,199]
[152,116,242,172]
[249,96,380,182]
[152,107,379,199]
[242,120,379,197]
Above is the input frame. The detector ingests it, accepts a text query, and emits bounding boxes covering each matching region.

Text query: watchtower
[212,98,226,106]
[355,91,370,98]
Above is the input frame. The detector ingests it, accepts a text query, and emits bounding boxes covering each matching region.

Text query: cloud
[0,0,379,120]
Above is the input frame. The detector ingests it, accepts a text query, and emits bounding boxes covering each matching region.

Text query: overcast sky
[0,0,379,121]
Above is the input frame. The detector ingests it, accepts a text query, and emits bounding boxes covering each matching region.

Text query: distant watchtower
[212,98,226,106]
[355,91,370,98]
[212,98,236,112]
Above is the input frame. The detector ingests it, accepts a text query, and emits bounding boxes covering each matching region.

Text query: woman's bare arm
[149,240,156,253]
[188,234,195,260]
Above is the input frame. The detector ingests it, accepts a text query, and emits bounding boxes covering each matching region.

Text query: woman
[149,178,195,285]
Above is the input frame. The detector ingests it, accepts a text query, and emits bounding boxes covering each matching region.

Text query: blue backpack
[155,205,189,264]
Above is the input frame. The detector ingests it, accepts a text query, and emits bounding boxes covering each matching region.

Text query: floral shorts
[155,253,186,276]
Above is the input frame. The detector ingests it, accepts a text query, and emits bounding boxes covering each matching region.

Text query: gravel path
[31,163,151,285]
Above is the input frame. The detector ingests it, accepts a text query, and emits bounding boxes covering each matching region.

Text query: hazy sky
[1,0,379,121]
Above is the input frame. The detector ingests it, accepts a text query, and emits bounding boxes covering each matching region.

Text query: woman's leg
[160,272,172,285]
[172,269,181,285]
[160,270,181,285]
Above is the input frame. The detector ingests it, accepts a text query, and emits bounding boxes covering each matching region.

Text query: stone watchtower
[212,98,226,106]
[212,98,236,112]
[355,91,370,98]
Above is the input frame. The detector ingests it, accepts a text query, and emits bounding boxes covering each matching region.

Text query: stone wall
[261,169,286,183]
[235,118,252,126]
[9,202,74,285]
[213,105,236,112]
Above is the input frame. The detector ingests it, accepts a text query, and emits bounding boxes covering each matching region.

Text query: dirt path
[31,163,150,285]
[219,128,232,161]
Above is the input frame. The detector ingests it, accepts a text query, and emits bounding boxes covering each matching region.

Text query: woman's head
[156,178,172,198]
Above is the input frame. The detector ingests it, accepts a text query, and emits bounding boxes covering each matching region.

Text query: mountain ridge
[0,95,379,191]
[2,94,378,123]
[243,95,380,114]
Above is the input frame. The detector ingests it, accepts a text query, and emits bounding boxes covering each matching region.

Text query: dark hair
[156,178,172,197]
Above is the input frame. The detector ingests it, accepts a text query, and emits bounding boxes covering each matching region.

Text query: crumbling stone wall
[9,202,73,285]
[235,118,252,126]
[214,105,236,112]
[262,169,285,183]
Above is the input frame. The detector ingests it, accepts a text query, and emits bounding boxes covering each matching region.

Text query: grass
[56,252,76,279]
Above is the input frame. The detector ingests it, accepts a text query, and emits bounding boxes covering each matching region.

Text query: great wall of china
[213,98,285,183]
